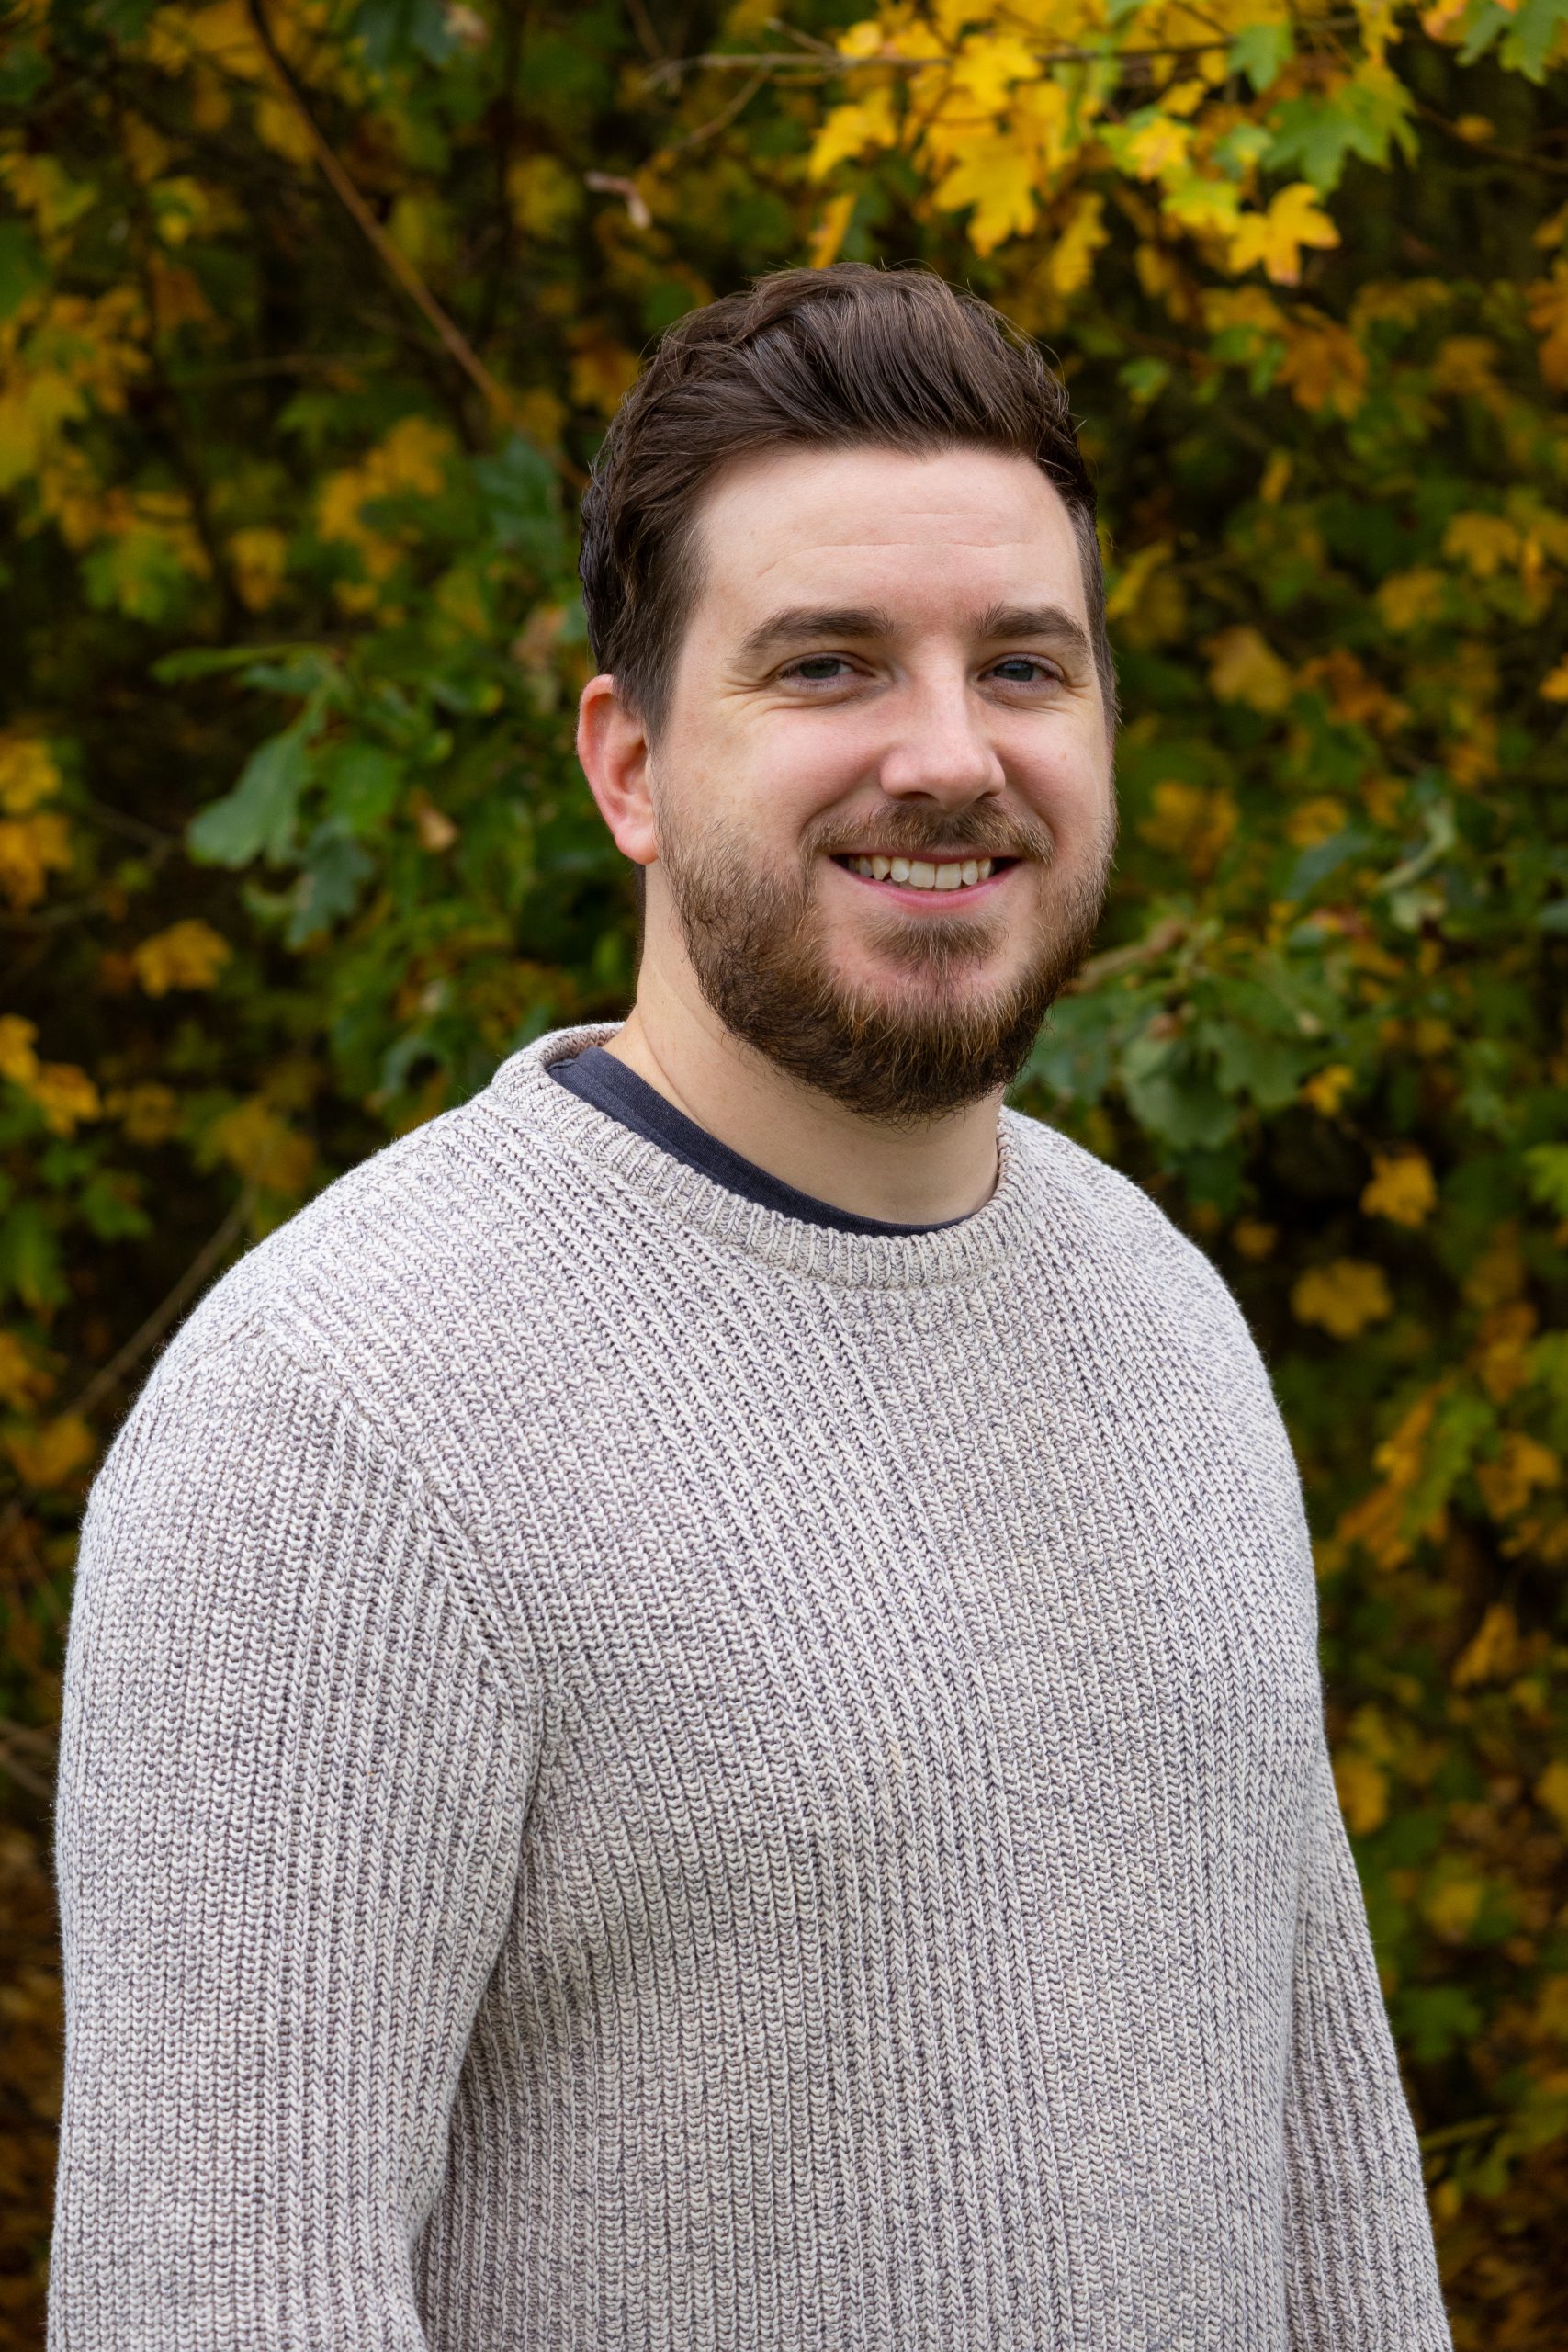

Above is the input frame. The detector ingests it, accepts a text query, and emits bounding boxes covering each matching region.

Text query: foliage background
[2,0,1568,2339]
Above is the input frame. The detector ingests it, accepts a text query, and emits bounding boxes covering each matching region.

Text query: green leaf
[1267,76,1417,195]
[1226,22,1292,95]
[0,1201,64,1310]
[187,727,312,867]
[1283,827,1373,903]
[473,435,564,563]
[1523,1143,1568,1216]
[321,742,404,836]
[0,221,45,322]
[285,826,374,945]
[1499,0,1568,77]
[1121,1033,1238,1150]
[350,0,456,71]
[151,642,325,684]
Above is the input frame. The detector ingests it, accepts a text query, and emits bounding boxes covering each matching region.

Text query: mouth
[829,852,1020,902]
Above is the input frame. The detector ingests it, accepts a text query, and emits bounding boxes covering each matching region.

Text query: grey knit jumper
[51,1023,1451,2351]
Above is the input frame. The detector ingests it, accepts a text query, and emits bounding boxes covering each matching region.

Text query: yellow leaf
[1424,1872,1483,1942]
[1442,511,1520,579]
[0,812,72,910]
[227,525,288,613]
[807,89,899,182]
[1451,1601,1523,1689]
[569,339,639,417]
[1259,451,1292,504]
[1472,1301,1537,1404]
[1104,540,1173,625]
[1233,1218,1278,1261]
[110,1080,181,1145]
[950,31,1041,110]
[1227,182,1339,287]
[1360,1149,1438,1227]
[808,192,855,271]
[27,1062,100,1136]
[1284,797,1348,850]
[0,733,62,815]
[131,919,231,996]
[1277,319,1369,417]
[506,154,583,241]
[1137,780,1236,877]
[1526,261,1568,391]
[0,1015,39,1087]
[1475,1432,1560,1522]
[6,1413,95,1490]
[210,1097,312,1194]
[1540,658,1568,702]
[1205,625,1294,713]
[1302,1063,1355,1116]
[1125,117,1192,181]
[1040,190,1108,300]
[1333,1748,1390,1835]
[0,1332,52,1412]
[932,138,1041,256]
[1291,1258,1393,1340]
[1376,565,1447,632]
[1536,1758,1568,1834]
[1431,335,1501,397]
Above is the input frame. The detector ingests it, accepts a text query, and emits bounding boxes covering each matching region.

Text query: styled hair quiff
[578,264,1116,739]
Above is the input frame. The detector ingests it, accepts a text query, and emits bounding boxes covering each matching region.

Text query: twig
[1066,914,1187,994]
[625,0,665,62]
[645,30,1357,85]
[242,0,514,424]
[660,63,771,156]
[0,1721,54,1803]
[66,1185,258,1425]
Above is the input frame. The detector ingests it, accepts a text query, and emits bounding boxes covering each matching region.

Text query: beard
[658,799,1117,1126]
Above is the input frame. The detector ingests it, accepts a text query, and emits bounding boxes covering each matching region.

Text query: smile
[832,854,1013,893]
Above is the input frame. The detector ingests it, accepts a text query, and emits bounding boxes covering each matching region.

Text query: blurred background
[2,0,1567,2341]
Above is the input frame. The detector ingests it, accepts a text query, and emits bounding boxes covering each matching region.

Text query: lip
[824,854,1020,911]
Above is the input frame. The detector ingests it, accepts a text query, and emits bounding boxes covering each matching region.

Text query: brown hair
[579,263,1115,740]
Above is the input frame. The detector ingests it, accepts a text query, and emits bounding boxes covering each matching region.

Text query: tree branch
[67,1184,258,1425]
[242,0,515,426]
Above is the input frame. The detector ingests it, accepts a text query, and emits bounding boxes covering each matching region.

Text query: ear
[577,674,658,867]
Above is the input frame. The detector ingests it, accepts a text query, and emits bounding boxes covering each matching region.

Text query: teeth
[844,854,1000,888]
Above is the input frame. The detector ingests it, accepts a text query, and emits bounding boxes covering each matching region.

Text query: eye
[780,654,856,685]
[987,655,1063,686]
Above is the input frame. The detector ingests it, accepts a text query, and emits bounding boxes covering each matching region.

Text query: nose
[874,671,1007,808]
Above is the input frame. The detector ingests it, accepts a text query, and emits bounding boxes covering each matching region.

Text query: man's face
[641,443,1117,1122]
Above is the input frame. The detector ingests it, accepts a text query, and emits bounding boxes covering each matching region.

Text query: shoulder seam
[153,1310,531,1738]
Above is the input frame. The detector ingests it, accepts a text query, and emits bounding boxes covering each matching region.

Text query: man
[51,266,1451,2348]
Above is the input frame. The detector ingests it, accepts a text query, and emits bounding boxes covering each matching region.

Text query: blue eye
[991,657,1055,684]
[787,656,850,683]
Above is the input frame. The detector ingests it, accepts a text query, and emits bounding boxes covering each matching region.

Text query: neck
[604,946,1004,1227]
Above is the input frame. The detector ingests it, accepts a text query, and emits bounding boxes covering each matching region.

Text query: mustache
[805,806,1057,864]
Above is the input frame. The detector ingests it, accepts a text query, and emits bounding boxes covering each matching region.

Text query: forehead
[687,443,1088,637]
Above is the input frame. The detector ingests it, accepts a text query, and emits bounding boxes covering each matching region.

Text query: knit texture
[51,1023,1452,2350]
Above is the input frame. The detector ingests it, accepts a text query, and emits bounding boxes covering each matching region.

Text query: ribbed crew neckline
[487,1023,1041,1290]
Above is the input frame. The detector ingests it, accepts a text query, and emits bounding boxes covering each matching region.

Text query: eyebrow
[735,600,1094,668]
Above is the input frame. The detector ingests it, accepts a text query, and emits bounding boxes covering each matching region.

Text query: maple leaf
[1526,260,1568,389]
[1226,182,1339,284]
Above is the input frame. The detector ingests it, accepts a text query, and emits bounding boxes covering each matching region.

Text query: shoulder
[130,1064,584,1463]
[1001,1102,1279,1389]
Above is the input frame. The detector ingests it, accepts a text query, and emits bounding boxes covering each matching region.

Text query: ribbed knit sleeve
[49,1325,534,2352]
[1283,1735,1452,2348]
